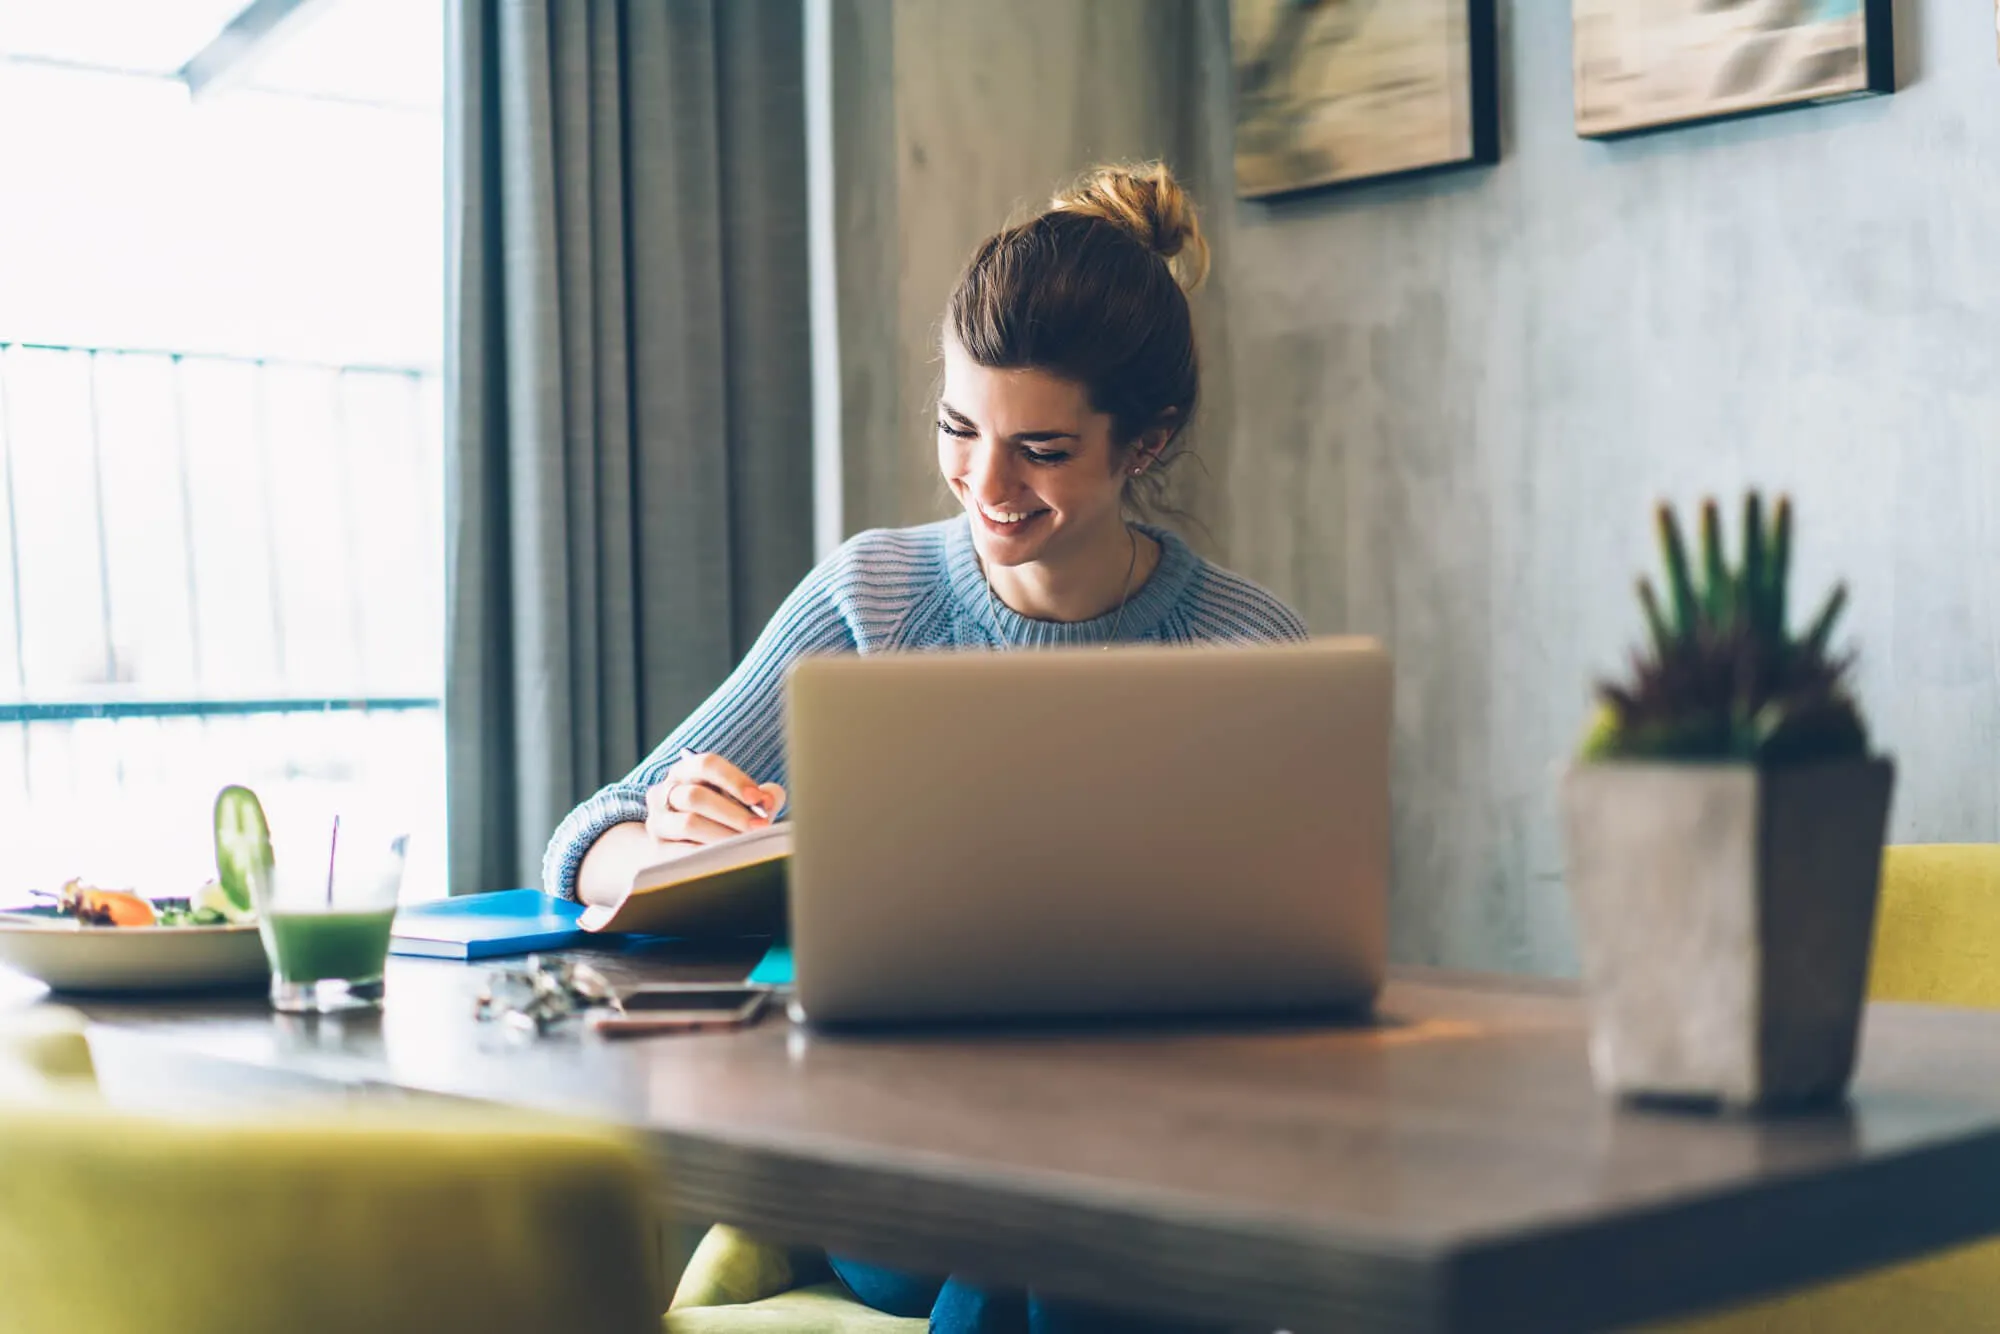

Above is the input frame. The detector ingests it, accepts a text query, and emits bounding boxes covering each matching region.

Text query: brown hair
[944,161,1210,518]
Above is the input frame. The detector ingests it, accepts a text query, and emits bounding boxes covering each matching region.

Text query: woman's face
[936,340,1130,571]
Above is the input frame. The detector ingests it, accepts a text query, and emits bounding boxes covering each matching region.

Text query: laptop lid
[783,637,1391,1026]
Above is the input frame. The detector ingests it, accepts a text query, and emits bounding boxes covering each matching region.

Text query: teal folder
[748,944,793,986]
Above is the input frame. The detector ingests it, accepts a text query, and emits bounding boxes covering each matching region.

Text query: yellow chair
[0,1006,916,1334]
[0,1007,664,1334]
[1646,843,2000,1332]
[669,1283,926,1333]
[665,1224,922,1332]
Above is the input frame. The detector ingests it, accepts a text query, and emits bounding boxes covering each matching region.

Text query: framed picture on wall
[1573,0,1894,139]
[1232,0,1498,200]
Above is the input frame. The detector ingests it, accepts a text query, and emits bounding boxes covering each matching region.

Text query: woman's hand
[644,751,786,847]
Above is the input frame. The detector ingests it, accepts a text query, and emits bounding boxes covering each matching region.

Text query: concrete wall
[818,0,1237,544]
[823,1,2000,977]
[1223,1,2000,974]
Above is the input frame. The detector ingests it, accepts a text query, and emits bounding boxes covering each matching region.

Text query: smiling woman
[543,161,1302,1334]
[936,359,1152,628]
[547,161,1305,907]
[934,165,1202,630]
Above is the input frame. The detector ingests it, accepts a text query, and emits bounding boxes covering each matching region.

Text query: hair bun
[1049,161,1210,292]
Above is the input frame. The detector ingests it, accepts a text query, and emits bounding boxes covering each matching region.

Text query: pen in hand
[675,748,774,821]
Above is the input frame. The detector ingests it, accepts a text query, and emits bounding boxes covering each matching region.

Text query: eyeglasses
[473,955,622,1035]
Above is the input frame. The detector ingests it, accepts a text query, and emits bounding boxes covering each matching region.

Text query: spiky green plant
[1579,493,1869,763]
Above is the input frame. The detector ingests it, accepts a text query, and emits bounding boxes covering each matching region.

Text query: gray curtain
[446,0,813,895]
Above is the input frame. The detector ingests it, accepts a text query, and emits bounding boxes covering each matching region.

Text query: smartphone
[586,983,771,1036]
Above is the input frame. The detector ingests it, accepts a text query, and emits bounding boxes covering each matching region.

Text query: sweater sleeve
[540,550,861,901]
[1178,562,1311,645]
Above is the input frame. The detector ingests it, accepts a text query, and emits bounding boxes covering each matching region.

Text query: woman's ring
[661,780,684,812]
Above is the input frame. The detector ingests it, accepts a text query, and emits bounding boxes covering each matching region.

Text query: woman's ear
[1129,412,1180,476]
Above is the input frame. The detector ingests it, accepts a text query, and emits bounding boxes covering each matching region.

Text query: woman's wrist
[575,821,670,907]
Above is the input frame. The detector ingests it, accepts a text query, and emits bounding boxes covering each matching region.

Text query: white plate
[0,908,269,994]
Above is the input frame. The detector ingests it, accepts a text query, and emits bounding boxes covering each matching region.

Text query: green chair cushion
[671,1224,803,1309]
[0,1100,664,1334]
[664,1282,926,1333]
[0,1004,95,1097]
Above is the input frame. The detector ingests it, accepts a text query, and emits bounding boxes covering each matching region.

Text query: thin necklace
[985,524,1139,650]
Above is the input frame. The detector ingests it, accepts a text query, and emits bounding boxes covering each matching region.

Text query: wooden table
[32,945,2000,1334]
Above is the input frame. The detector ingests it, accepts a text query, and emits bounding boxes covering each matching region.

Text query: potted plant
[1563,493,1894,1109]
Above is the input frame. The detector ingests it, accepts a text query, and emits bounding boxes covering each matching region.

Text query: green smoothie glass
[252,821,407,1014]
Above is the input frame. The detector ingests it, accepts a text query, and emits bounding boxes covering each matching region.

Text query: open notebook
[576,823,790,936]
[390,826,790,958]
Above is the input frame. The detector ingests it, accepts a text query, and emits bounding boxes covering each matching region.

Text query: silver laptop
[782,637,1391,1027]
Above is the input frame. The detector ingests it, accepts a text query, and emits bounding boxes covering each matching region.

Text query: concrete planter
[1560,757,1895,1110]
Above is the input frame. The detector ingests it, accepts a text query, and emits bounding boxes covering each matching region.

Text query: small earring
[1130,467,1143,477]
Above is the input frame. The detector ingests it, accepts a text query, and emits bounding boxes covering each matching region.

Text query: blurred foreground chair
[665,1223,921,1332]
[0,1005,669,1334]
[0,1005,917,1334]
[1646,843,2000,1332]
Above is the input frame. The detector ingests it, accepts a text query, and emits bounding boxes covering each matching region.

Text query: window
[0,0,446,901]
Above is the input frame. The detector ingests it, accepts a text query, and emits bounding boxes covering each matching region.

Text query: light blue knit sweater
[542,516,1308,900]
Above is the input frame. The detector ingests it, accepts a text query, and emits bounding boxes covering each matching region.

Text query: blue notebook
[390,889,589,960]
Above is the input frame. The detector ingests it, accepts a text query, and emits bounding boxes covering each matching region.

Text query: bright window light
[0,0,446,904]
